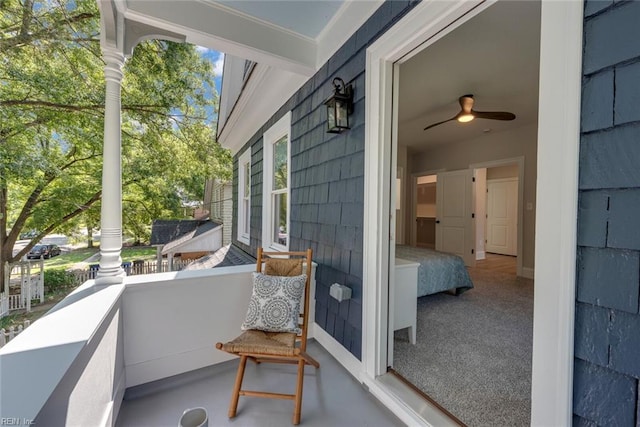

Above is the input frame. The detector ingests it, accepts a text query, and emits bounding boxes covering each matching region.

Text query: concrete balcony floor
[116,340,403,427]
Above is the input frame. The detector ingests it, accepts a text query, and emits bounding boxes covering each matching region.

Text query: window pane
[243,161,250,197]
[273,192,287,246]
[243,199,250,235]
[273,136,288,190]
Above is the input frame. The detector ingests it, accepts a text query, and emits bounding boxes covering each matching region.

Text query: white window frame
[237,149,251,245]
[262,112,291,251]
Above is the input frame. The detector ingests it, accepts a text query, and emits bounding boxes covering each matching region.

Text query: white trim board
[363,1,582,426]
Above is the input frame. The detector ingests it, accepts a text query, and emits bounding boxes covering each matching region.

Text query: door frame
[470,156,526,276]
[362,1,582,425]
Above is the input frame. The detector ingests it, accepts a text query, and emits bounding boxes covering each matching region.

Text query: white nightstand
[393,258,419,345]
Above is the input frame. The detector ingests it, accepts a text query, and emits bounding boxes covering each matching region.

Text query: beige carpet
[392,265,534,427]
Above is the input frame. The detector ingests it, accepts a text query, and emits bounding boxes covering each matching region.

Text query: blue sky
[197,47,224,95]
[196,47,224,124]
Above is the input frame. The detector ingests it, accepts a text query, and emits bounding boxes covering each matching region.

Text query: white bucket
[179,407,208,427]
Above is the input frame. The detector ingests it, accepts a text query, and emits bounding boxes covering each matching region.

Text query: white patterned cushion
[241,272,306,334]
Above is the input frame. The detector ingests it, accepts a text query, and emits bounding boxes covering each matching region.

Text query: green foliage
[0,0,232,273]
[44,268,77,292]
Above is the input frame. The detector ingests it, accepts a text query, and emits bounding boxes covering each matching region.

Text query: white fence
[0,293,7,318]
[0,320,31,348]
[2,261,44,316]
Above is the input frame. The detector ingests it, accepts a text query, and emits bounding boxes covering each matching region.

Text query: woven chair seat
[220,329,297,356]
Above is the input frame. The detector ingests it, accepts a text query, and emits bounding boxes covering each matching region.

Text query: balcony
[0,265,400,426]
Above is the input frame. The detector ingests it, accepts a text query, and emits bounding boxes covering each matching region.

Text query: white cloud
[195,45,209,54]
[213,53,225,77]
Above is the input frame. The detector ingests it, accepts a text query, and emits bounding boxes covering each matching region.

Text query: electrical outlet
[329,283,352,302]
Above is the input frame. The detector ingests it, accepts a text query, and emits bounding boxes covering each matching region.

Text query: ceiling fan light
[457,113,475,123]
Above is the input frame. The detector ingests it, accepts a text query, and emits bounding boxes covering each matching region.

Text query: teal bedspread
[396,245,473,297]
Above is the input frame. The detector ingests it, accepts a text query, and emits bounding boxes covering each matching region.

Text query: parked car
[19,229,38,240]
[27,244,61,259]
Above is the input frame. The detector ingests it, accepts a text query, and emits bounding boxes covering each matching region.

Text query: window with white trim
[237,149,251,245]
[262,112,291,251]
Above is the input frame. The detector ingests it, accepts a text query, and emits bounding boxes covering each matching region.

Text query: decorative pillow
[241,272,307,334]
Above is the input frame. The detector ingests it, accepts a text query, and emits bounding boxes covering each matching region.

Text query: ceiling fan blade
[423,117,456,131]
[473,111,516,121]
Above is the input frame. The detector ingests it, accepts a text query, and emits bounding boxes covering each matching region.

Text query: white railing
[0,320,31,349]
[0,264,314,425]
[69,260,193,284]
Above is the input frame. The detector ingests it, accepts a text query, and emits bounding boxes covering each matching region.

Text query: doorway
[362,0,582,425]
[387,2,538,422]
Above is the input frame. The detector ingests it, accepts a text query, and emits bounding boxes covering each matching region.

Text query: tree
[0,0,231,290]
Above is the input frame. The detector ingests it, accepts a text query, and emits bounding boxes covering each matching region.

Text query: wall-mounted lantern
[324,77,353,134]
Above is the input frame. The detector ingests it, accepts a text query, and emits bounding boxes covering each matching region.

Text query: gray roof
[161,222,222,254]
[150,219,221,246]
[182,244,256,270]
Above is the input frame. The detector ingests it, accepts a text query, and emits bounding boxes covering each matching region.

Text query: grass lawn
[45,247,99,269]
[41,246,156,271]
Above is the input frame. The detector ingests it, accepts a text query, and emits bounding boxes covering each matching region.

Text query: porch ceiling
[100,0,382,75]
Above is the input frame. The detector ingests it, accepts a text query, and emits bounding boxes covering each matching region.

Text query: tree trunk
[86,225,94,248]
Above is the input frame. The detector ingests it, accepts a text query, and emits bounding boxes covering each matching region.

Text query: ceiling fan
[423,94,516,131]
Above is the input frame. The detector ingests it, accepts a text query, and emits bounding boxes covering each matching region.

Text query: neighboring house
[2,2,637,426]
[150,219,223,270]
[204,178,233,246]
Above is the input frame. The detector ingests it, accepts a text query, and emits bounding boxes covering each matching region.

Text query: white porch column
[96,48,126,285]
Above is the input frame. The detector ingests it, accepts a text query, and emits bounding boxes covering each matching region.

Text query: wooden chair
[216,248,319,425]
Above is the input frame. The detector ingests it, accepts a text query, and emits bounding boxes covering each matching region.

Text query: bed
[395,245,473,297]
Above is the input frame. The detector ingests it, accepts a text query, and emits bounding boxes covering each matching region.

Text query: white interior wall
[487,164,519,180]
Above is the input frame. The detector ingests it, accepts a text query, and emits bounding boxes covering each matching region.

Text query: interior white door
[436,169,476,266]
[486,178,518,256]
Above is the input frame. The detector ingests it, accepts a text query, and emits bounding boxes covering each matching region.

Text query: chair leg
[229,355,248,418]
[300,351,320,369]
[292,358,306,425]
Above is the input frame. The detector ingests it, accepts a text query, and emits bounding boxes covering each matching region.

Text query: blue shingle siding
[573,414,599,427]
[581,70,613,132]
[574,302,611,367]
[576,1,640,424]
[231,1,418,359]
[583,1,640,74]
[573,359,637,426]
[577,247,639,314]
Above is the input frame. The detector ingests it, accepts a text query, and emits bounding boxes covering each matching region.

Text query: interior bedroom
[388,1,540,426]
